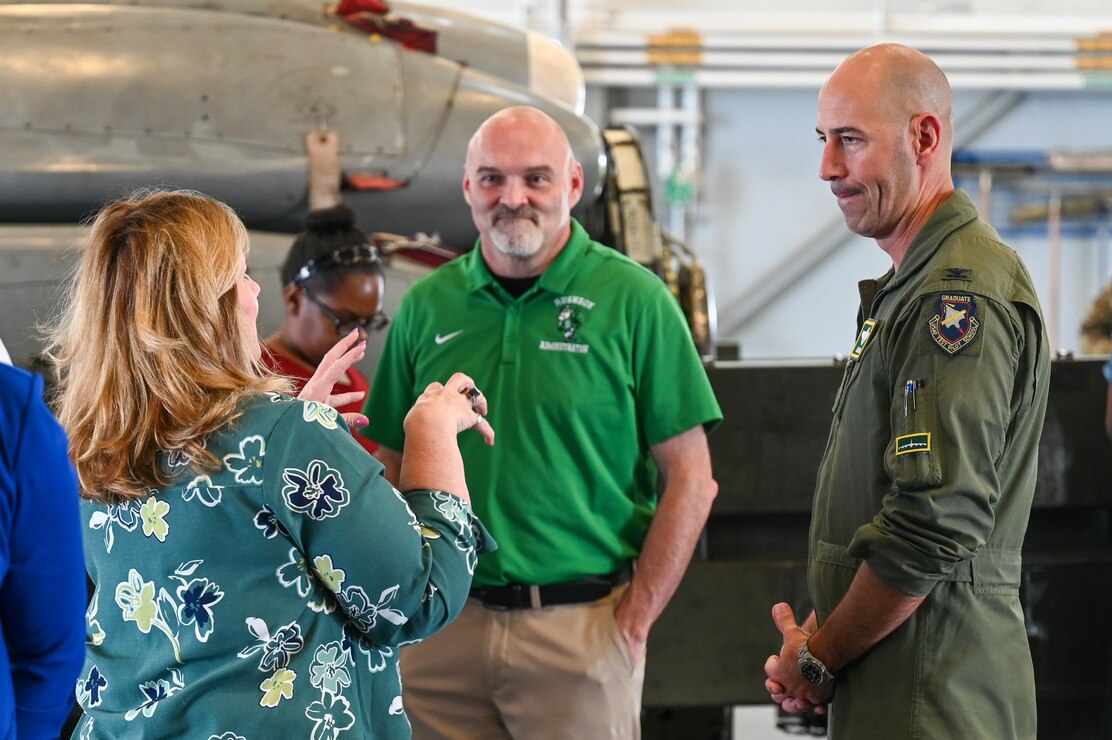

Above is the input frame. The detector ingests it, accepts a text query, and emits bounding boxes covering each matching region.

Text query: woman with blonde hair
[49,189,494,738]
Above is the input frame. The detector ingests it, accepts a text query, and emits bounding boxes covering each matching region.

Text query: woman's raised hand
[297,329,368,429]
[405,372,495,447]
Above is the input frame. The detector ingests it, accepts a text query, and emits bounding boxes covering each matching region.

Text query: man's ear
[912,113,944,165]
[462,174,473,207]
[567,161,585,209]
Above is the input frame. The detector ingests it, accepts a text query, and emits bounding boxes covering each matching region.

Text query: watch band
[798,641,835,686]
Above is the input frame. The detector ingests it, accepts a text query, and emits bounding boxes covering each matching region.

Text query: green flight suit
[809,190,1050,738]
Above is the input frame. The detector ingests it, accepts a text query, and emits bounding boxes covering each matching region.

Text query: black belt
[470,562,633,611]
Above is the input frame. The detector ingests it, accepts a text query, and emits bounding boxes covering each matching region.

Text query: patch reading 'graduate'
[895,432,931,455]
[928,293,980,355]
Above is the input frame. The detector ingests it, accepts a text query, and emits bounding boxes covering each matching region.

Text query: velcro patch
[895,432,931,455]
[928,293,980,355]
[850,318,878,360]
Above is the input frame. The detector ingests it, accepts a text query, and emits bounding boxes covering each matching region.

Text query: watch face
[800,659,825,685]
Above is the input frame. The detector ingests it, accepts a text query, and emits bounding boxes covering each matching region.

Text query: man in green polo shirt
[362,106,721,738]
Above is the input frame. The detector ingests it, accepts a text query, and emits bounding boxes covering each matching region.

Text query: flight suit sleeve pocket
[886,379,942,491]
[971,546,1022,595]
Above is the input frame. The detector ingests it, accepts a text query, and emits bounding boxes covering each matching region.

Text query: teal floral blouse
[75,394,492,739]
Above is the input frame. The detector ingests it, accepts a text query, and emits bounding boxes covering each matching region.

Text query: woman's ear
[282,282,303,316]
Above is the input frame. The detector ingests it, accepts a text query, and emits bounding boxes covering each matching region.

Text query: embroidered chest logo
[928,293,980,355]
[557,306,580,340]
[540,295,594,354]
[850,318,878,360]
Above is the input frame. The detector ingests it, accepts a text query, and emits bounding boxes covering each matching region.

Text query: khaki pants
[401,584,645,739]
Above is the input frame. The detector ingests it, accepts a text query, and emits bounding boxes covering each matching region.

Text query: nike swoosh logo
[435,330,463,345]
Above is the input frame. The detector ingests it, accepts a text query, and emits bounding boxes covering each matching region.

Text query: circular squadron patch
[928,293,980,355]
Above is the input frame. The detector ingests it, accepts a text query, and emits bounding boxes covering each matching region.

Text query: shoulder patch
[850,318,879,360]
[928,293,981,355]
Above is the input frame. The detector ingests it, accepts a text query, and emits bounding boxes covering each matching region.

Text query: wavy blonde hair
[47,190,290,503]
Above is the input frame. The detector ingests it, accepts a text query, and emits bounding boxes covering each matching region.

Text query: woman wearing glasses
[264,205,388,454]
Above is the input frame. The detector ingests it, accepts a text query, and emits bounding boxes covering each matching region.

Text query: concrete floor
[731,706,787,739]
[733,705,831,738]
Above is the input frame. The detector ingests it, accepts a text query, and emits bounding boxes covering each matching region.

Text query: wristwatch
[797,641,835,686]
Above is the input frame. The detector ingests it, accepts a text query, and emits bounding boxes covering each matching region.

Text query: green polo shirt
[365,219,721,586]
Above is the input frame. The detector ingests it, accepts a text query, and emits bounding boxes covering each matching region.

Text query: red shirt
[261,341,379,455]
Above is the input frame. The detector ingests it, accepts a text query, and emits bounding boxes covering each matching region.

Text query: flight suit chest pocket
[886,378,943,490]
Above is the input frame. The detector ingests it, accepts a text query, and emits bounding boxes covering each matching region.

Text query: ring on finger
[474,413,484,428]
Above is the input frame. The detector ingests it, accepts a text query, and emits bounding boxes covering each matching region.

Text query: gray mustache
[493,207,539,224]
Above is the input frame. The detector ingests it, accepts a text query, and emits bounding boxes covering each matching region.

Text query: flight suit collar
[860,190,979,315]
[887,189,980,290]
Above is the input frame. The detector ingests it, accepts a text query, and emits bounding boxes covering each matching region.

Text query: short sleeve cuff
[401,489,497,555]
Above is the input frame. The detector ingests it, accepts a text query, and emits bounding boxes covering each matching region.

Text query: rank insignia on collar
[850,318,878,360]
[929,293,980,355]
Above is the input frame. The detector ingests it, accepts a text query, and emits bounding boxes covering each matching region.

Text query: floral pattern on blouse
[183,474,224,508]
[282,460,350,520]
[77,395,493,738]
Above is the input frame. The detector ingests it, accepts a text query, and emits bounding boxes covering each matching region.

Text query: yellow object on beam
[647,29,703,67]
[1076,34,1112,53]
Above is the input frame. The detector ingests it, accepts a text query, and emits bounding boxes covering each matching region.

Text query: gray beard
[490,222,543,258]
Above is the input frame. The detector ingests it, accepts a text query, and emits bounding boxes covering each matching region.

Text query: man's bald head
[826,44,954,150]
[466,106,576,173]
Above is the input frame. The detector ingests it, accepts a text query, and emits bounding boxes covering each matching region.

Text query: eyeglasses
[299,284,389,335]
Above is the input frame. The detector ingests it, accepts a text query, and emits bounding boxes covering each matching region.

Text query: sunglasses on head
[292,244,381,284]
[292,244,389,334]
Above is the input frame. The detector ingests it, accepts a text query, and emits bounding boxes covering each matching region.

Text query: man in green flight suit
[764,44,1050,738]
